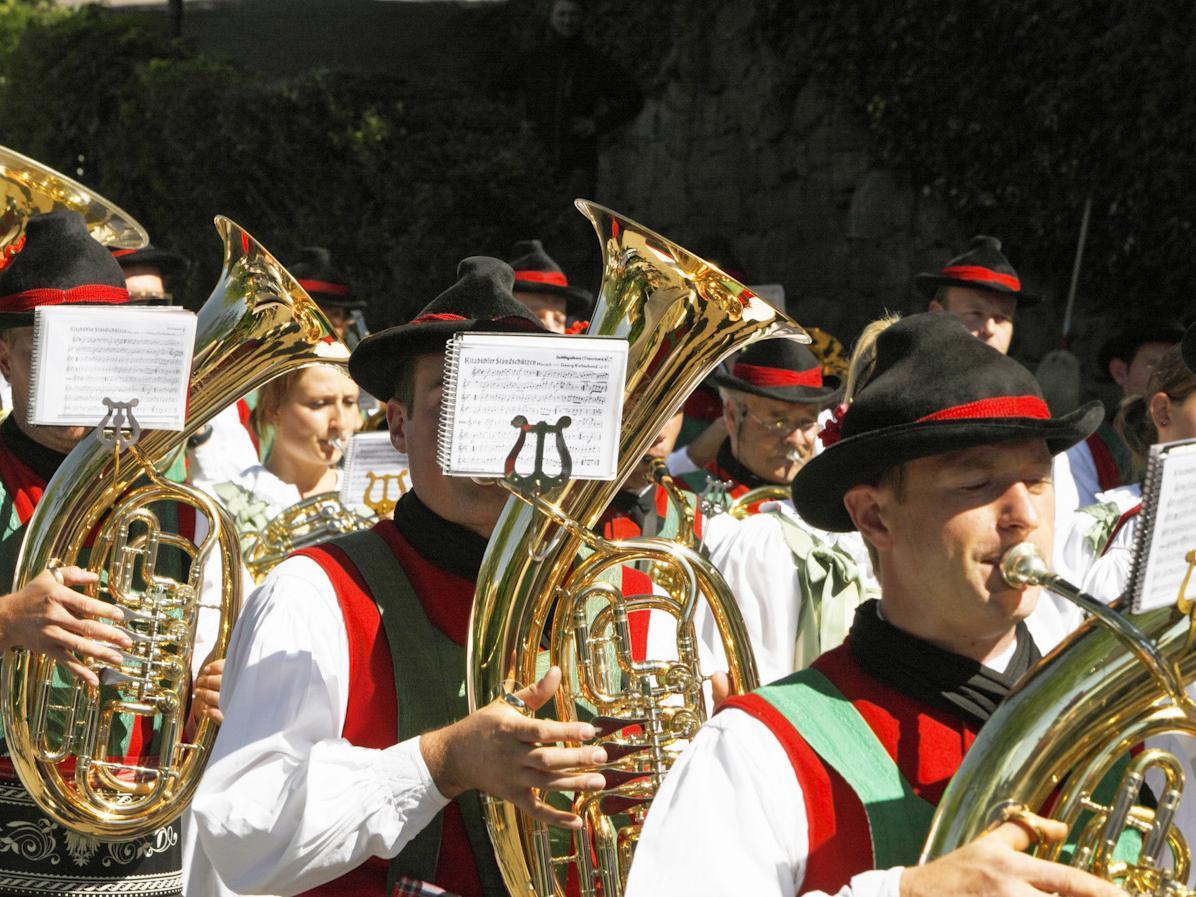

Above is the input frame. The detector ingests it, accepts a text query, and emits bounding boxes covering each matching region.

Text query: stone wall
[592,1,1070,362]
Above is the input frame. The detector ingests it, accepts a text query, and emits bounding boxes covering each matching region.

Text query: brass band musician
[626,313,1119,897]
[0,211,218,896]
[187,258,606,897]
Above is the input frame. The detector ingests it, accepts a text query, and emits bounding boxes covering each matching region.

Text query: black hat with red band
[288,247,366,311]
[711,338,842,404]
[110,244,191,280]
[0,210,128,328]
[791,312,1103,532]
[914,235,1041,307]
[348,256,544,399]
[508,239,594,319]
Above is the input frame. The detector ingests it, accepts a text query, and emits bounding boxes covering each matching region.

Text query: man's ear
[843,483,895,553]
[1108,357,1129,388]
[387,399,410,454]
[927,299,944,313]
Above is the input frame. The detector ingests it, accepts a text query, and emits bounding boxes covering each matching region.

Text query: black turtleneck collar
[390,490,489,581]
[847,599,1041,730]
[0,414,67,483]
[714,438,773,490]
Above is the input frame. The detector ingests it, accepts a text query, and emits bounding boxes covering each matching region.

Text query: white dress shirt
[625,595,1080,897]
[698,501,877,685]
[184,555,450,897]
[188,403,263,490]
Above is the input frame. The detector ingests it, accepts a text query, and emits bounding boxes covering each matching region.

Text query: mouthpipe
[999,541,1186,704]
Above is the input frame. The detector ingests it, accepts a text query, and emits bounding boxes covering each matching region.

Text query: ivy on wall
[0,3,573,327]
[760,0,1196,317]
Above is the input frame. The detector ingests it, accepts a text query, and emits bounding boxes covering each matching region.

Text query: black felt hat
[348,256,545,399]
[1097,319,1185,383]
[288,246,366,311]
[711,338,842,404]
[0,210,128,327]
[791,313,1103,532]
[508,239,594,318]
[914,235,1041,307]
[111,244,191,280]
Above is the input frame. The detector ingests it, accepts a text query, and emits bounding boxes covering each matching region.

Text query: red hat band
[939,265,1021,292]
[298,278,351,297]
[733,361,823,389]
[917,395,1049,424]
[514,269,569,288]
[0,284,129,314]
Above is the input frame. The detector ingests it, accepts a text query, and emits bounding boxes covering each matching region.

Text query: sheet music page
[28,305,197,431]
[1134,439,1196,612]
[339,431,410,517]
[440,332,627,480]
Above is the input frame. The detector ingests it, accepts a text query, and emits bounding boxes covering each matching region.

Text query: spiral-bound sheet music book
[436,332,627,480]
[1128,437,1196,612]
[27,305,196,431]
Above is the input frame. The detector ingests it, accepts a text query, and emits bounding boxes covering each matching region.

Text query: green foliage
[0,6,571,326]
[761,0,1196,315]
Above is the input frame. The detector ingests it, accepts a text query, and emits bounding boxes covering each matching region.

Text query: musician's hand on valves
[899,810,1128,897]
[420,665,607,829]
[0,565,131,687]
[191,655,225,725]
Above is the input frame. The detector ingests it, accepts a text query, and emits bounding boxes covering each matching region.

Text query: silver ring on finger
[502,690,529,714]
[47,559,65,586]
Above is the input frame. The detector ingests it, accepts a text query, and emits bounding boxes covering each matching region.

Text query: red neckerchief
[0,430,47,526]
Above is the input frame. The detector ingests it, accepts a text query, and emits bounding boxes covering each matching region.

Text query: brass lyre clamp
[505,415,573,497]
[95,397,142,450]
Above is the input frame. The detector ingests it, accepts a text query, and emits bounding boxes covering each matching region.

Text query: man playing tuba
[187,258,607,897]
[625,313,1123,897]
[0,211,217,897]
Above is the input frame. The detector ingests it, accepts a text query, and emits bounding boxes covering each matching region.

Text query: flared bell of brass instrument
[922,541,1196,895]
[0,145,148,257]
[469,200,808,896]
[1,216,348,839]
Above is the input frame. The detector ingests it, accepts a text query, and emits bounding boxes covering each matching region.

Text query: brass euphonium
[2,215,348,839]
[0,145,148,255]
[242,492,370,583]
[921,541,1196,895]
[469,200,807,896]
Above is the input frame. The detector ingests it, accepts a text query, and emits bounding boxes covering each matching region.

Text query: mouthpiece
[1000,542,1050,589]
[785,447,803,464]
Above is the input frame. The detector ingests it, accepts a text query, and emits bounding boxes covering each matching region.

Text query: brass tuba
[921,541,1196,895]
[469,200,807,896]
[2,215,348,839]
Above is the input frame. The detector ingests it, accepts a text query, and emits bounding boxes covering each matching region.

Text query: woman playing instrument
[204,364,364,560]
[1061,343,1196,600]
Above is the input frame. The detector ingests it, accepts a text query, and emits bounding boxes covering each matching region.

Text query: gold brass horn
[242,493,370,584]
[921,541,1196,896]
[0,144,148,257]
[469,200,807,896]
[1,216,348,839]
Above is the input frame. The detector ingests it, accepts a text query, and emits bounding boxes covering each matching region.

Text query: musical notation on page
[437,332,627,481]
[27,305,197,431]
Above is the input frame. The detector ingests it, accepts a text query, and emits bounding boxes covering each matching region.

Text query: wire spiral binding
[435,333,463,472]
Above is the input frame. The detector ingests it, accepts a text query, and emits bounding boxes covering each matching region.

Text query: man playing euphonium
[626,313,1121,897]
[0,211,218,896]
[187,258,606,897]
